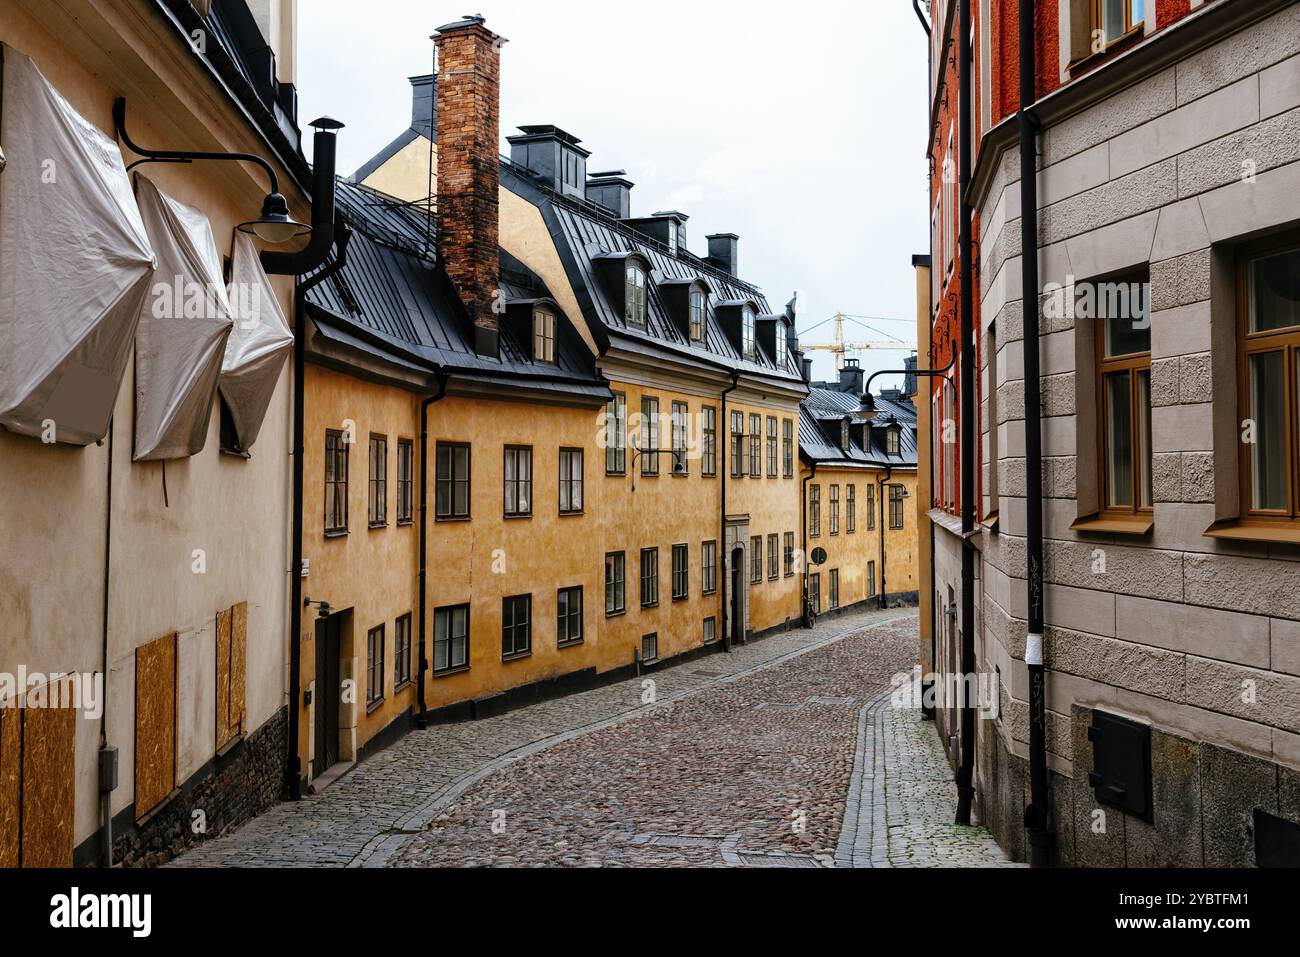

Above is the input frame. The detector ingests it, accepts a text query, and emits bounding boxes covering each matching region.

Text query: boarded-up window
[216,603,248,747]
[135,632,178,820]
[0,680,77,867]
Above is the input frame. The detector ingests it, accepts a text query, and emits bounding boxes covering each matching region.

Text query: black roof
[303,180,608,400]
[800,385,918,469]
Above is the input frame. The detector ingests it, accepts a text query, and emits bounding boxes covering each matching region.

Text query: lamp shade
[237,192,310,244]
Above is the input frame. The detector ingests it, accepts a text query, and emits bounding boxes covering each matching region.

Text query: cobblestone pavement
[173,605,1014,868]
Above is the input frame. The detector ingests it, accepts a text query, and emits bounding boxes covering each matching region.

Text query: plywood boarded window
[216,603,248,748]
[135,632,178,820]
[0,680,77,867]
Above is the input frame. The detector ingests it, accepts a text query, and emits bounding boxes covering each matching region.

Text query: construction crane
[801,312,916,372]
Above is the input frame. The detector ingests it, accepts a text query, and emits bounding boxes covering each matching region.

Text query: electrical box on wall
[1087,710,1153,822]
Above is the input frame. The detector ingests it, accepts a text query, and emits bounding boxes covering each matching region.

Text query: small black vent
[1087,710,1153,822]
[1254,809,1300,868]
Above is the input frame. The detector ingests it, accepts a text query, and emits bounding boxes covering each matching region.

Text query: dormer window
[625,263,647,328]
[841,419,851,451]
[533,307,556,363]
[667,221,679,256]
[742,305,756,358]
[689,290,705,342]
[886,427,900,456]
[774,321,787,361]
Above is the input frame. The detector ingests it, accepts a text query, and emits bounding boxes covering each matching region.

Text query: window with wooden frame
[847,484,857,533]
[671,543,689,601]
[830,484,841,535]
[750,535,762,584]
[397,439,414,525]
[886,427,900,456]
[368,434,388,528]
[702,540,718,595]
[702,406,717,476]
[867,560,877,598]
[435,442,470,520]
[433,604,469,674]
[394,613,413,690]
[866,482,876,530]
[559,447,584,515]
[783,532,795,577]
[829,569,840,610]
[606,392,627,475]
[606,551,626,616]
[558,587,583,646]
[767,533,779,581]
[741,305,756,358]
[324,429,349,535]
[890,484,906,529]
[533,306,557,363]
[783,419,794,477]
[731,411,746,477]
[641,633,659,663]
[809,573,821,615]
[1237,237,1300,528]
[215,603,247,748]
[809,484,821,537]
[1096,275,1153,519]
[749,414,761,478]
[504,445,533,517]
[672,402,689,474]
[690,289,706,342]
[640,548,660,607]
[1092,0,1145,49]
[625,263,648,327]
[640,397,660,476]
[502,595,532,660]
[766,416,778,477]
[366,625,385,708]
[703,617,717,644]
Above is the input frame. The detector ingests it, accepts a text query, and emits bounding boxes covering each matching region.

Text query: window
[810,484,821,537]
[703,617,717,644]
[533,306,557,363]
[672,543,689,601]
[625,263,647,327]
[1097,276,1152,514]
[558,587,583,646]
[867,483,877,530]
[783,532,795,577]
[368,434,388,528]
[749,414,761,478]
[841,419,851,451]
[867,561,877,598]
[394,613,412,689]
[641,633,659,663]
[504,445,533,517]
[366,625,384,707]
[559,448,584,514]
[943,128,955,278]
[829,569,840,610]
[1239,239,1300,519]
[433,605,469,674]
[397,439,414,525]
[783,419,794,478]
[767,534,779,581]
[672,402,689,474]
[886,427,900,456]
[774,321,786,363]
[741,305,756,358]
[436,442,470,520]
[640,397,660,476]
[809,573,821,614]
[690,289,706,341]
[702,540,718,595]
[890,484,906,529]
[606,392,627,475]
[605,552,626,616]
[847,484,856,533]
[941,377,957,512]
[1094,0,1146,46]
[702,406,717,476]
[731,411,746,477]
[766,416,778,477]
[750,535,762,584]
[640,548,659,607]
[502,595,532,659]
[325,429,349,535]
[830,484,841,535]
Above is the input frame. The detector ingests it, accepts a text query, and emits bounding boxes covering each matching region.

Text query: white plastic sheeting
[0,46,156,445]
[219,233,293,451]
[132,175,233,461]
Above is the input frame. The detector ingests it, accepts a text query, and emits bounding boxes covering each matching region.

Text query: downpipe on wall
[417,372,451,727]
[720,371,740,650]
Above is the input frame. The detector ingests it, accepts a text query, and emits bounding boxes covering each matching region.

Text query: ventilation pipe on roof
[838,358,865,397]
[706,233,739,277]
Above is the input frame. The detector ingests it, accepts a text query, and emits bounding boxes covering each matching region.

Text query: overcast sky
[298,1,930,389]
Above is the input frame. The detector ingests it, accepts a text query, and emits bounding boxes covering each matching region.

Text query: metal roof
[799,385,919,469]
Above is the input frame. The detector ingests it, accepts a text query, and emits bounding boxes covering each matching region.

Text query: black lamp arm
[864,352,957,398]
[113,97,280,196]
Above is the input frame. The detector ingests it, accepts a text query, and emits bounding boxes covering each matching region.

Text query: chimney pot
[706,233,739,277]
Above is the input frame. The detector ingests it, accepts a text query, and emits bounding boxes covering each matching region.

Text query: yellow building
[293,16,808,784]
[799,360,920,619]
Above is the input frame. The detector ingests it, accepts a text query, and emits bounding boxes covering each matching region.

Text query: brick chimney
[434,15,504,358]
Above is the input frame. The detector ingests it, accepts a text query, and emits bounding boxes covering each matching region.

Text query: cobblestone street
[173,607,1013,868]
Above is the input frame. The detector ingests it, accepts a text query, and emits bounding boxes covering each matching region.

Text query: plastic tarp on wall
[0,46,156,445]
[219,233,293,451]
[132,176,233,461]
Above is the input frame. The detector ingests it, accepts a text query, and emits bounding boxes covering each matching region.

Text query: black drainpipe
[955,0,978,827]
[877,462,893,609]
[801,462,817,627]
[416,371,451,726]
[1019,0,1051,868]
[719,371,741,651]
[99,419,114,868]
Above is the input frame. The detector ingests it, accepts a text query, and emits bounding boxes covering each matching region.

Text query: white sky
[298,0,930,390]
